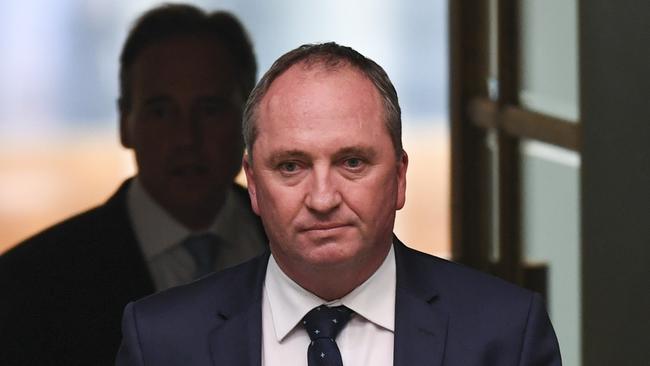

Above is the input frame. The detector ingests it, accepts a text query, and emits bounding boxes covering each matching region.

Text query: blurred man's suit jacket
[0,179,266,365]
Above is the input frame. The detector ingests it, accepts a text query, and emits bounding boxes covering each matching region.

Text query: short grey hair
[242,42,402,160]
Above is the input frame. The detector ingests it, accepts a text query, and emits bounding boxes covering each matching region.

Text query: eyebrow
[196,95,230,104]
[332,146,378,161]
[142,95,172,107]
[267,150,311,167]
[266,146,378,166]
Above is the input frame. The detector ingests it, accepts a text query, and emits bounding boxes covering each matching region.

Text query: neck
[167,203,222,231]
[275,244,392,301]
[139,183,227,231]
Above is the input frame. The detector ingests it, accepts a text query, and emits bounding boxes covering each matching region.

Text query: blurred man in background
[0,4,266,365]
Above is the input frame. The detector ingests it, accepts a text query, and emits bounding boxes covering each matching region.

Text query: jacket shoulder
[1,182,131,263]
[132,252,268,316]
[1,205,107,267]
[396,243,560,365]
[123,253,268,347]
[397,243,535,310]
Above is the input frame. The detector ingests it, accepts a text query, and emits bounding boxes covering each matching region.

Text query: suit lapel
[208,253,269,366]
[101,179,156,295]
[208,299,263,366]
[393,239,448,366]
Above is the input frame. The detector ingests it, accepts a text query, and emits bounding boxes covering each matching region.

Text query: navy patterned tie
[302,305,354,366]
[181,233,219,278]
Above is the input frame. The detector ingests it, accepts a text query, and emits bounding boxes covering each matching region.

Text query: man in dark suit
[0,4,266,365]
[116,42,562,365]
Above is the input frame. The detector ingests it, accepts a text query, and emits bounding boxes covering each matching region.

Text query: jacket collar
[208,251,269,366]
[393,237,449,366]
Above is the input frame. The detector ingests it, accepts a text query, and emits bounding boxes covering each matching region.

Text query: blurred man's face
[121,36,244,228]
[244,63,407,285]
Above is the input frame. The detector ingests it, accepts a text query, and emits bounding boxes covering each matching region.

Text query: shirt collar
[265,244,396,342]
[126,177,234,259]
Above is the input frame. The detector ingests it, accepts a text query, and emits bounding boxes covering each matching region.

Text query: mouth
[169,164,209,177]
[299,223,352,233]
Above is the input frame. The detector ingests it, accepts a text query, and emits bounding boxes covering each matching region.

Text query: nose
[174,111,201,148]
[305,167,342,214]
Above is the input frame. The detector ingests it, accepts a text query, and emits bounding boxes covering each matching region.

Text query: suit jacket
[0,179,266,366]
[116,238,561,366]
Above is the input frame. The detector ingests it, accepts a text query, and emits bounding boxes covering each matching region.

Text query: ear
[118,99,133,148]
[395,150,408,210]
[243,153,260,215]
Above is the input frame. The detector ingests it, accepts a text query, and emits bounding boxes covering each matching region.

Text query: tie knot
[302,305,354,341]
[182,233,220,278]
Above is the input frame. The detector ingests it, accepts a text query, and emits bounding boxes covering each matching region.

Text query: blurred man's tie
[182,233,219,278]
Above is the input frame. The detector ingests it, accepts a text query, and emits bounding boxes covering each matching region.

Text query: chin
[303,241,361,267]
[169,176,212,191]
[162,188,212,208]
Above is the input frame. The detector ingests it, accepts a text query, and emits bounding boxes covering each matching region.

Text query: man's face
[121,36,244,225]
[244,63,407,280]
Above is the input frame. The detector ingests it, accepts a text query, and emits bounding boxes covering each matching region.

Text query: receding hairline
[249,63,399,169]
[248,59,388,149]
[260,58,382,105]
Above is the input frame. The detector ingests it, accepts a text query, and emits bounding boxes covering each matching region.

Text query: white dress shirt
[262,244,396,366]
[126,178,266,291]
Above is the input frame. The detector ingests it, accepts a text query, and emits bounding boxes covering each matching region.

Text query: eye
[343,157,365,170]
[151,106,167,118]
[144,103,174,121]
[281,162,297,171]
[278,161,302,175]
[198,100,228,119]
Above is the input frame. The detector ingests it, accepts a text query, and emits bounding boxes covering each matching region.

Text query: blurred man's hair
[118,3,256,112]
